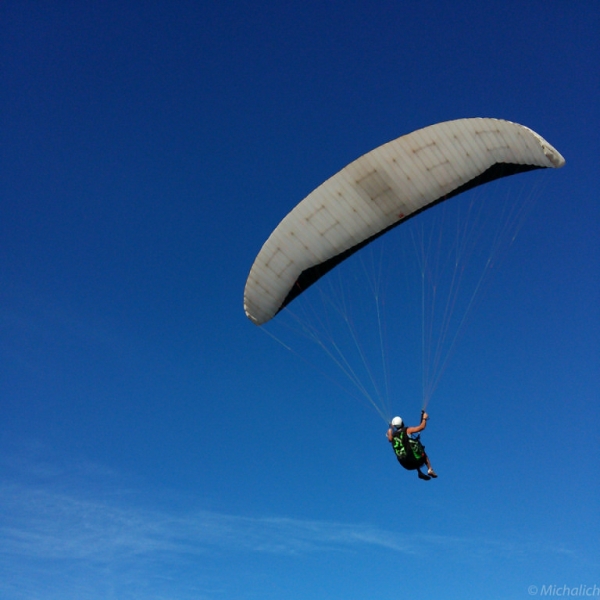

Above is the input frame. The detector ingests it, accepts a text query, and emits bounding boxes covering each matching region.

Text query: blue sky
[1,1,598,598]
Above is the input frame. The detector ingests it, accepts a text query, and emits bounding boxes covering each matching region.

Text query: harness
[391,428,426,470]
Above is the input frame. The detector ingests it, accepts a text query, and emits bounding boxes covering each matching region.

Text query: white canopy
[244,118,565,325]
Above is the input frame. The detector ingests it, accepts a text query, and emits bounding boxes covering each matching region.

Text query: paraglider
[244,118,564,478]
[387,412,437,480]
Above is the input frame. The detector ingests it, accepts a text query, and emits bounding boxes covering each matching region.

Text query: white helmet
[391,416,403,428]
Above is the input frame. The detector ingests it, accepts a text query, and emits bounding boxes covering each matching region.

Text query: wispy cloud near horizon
[0,480,419,562]
[1,476,577,564]
[0,458,583,600]
[0,475,425,599]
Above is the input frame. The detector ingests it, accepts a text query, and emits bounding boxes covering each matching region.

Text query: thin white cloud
[0,466,582,600]
[0,481,573,564]
[0,482,414,562]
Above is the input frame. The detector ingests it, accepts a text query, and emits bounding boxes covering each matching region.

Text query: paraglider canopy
[244,118,565,326]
